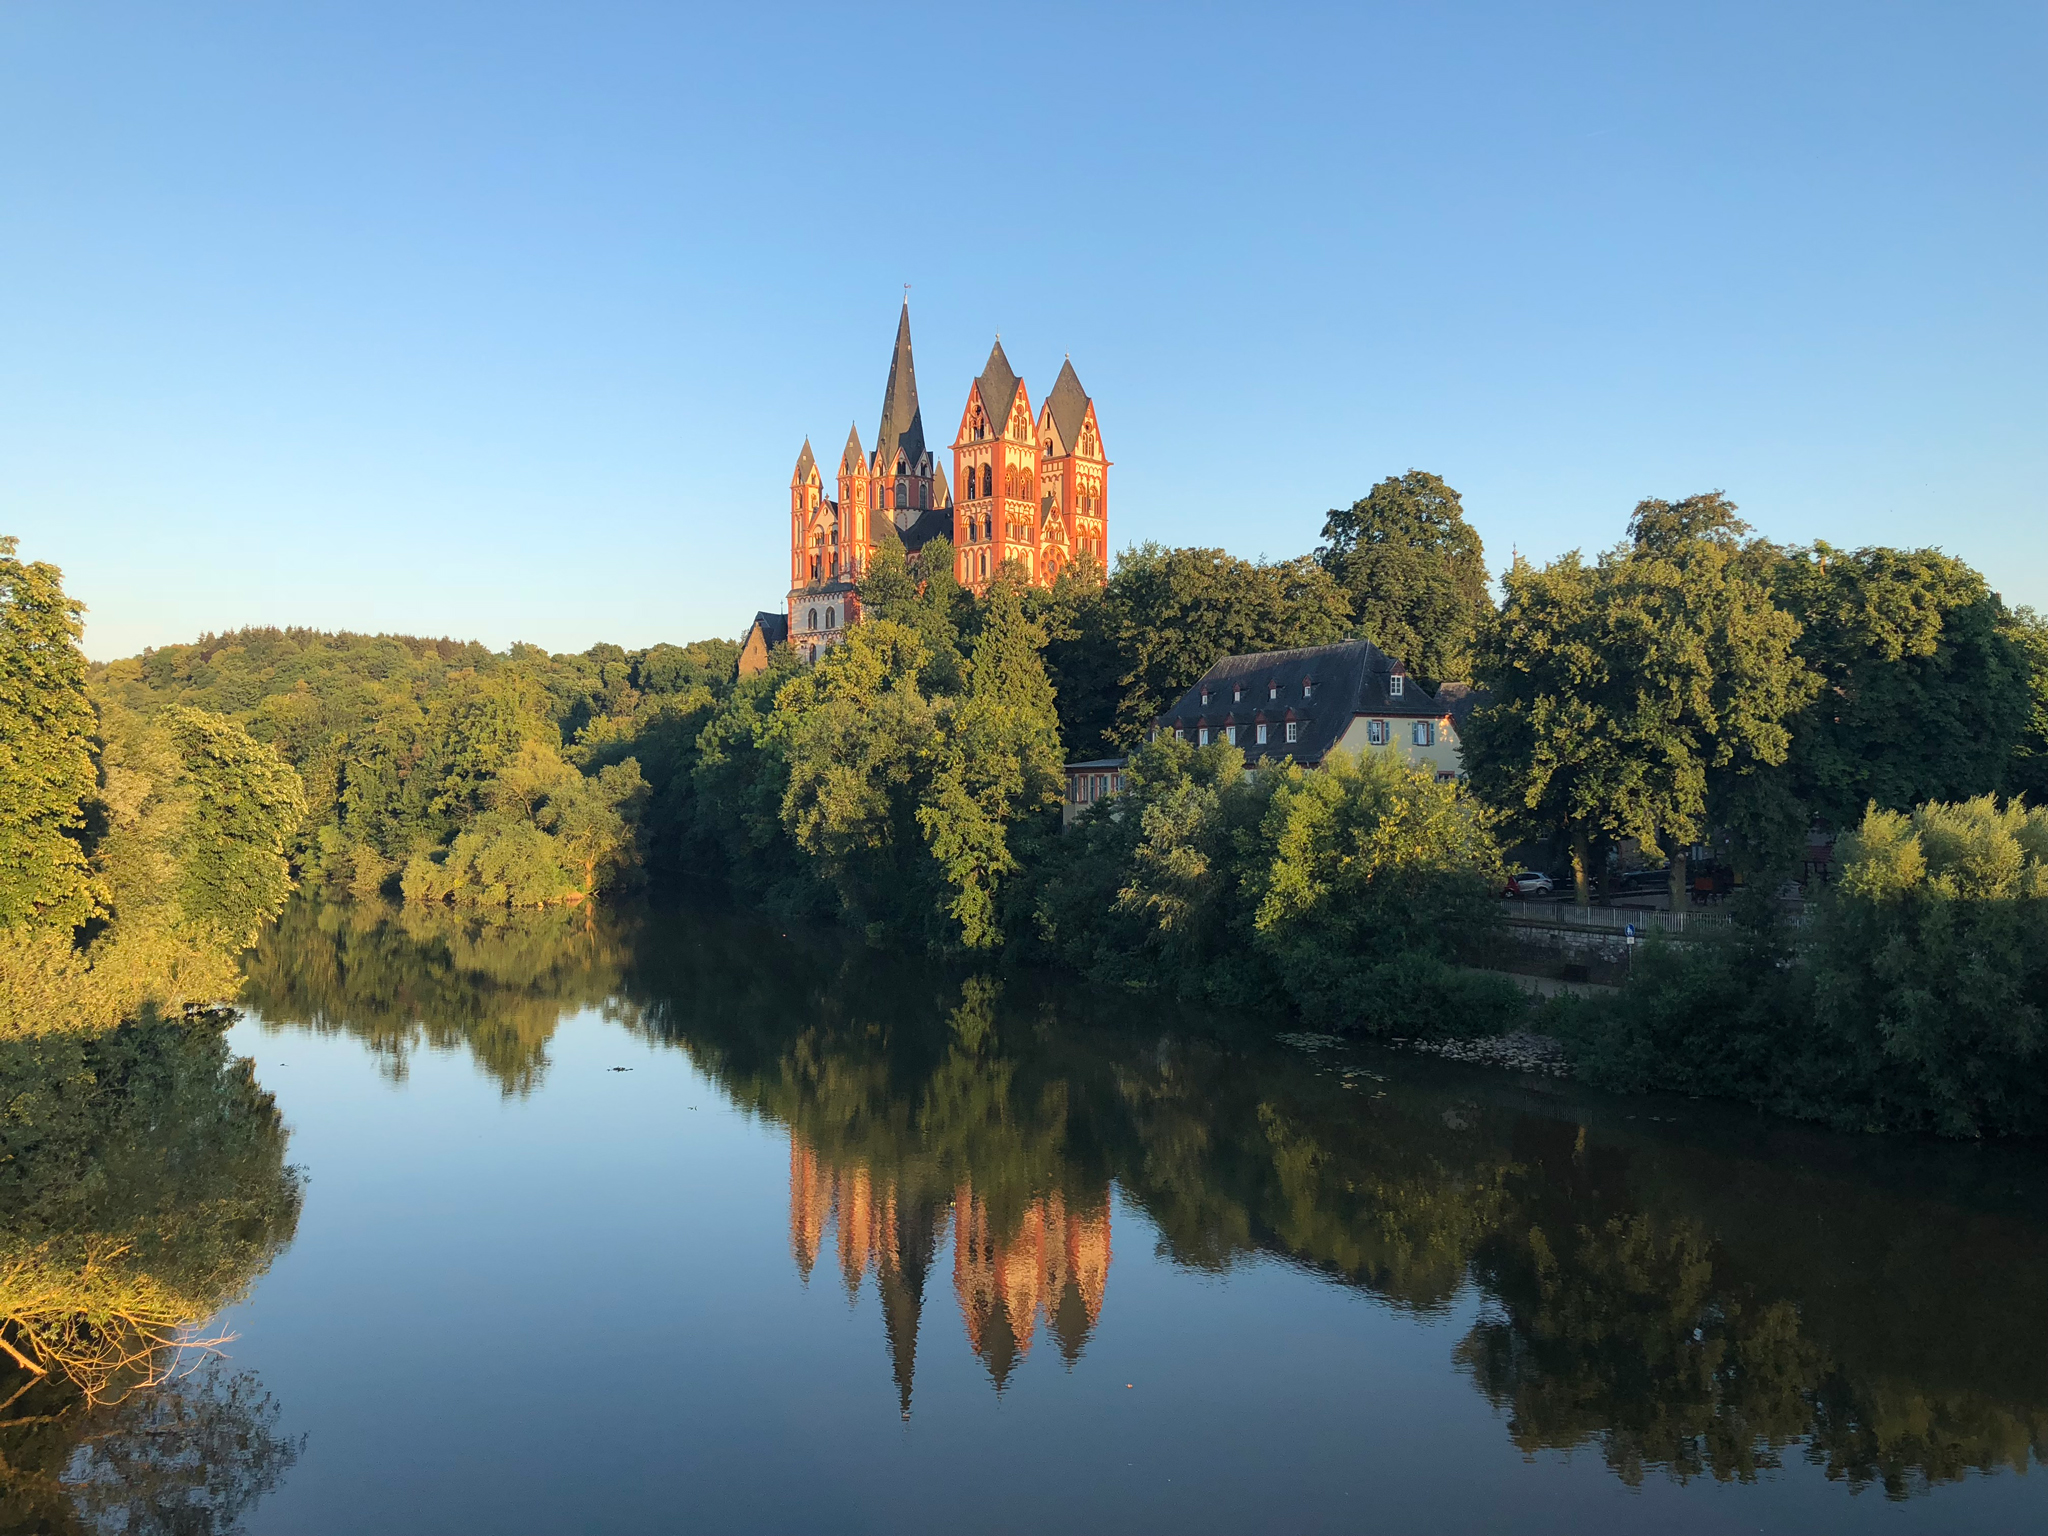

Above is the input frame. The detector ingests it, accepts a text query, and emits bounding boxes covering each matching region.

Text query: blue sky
[3,1,2042,661]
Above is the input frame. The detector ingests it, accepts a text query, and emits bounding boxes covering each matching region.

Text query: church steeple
[874,300,925,476]
[974,339,1020,432]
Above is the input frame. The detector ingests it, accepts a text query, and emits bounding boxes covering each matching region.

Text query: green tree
[1023,559,1121,760]
[1464,552,1637,904]
[1247,750,1510,1030]
[544,758,650,898]
[1316,470,1493,685]
[1473,497,1815,904]
[633,638,739,698]
[157,708,308,947]
[1104,545,1352,748]
[0,538,101,933]
[857,539,967,694]
[918,582,1063,948]
[690,644,811,906]
[1609,495,1817,904]
[778,621,943,931]
[1768,545,2032,828]
[2009,606,2048,805]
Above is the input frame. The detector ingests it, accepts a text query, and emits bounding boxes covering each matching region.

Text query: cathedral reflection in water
[787,1137,1111,1416]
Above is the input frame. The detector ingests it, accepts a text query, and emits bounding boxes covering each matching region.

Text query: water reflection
[0,1021,303,1532]
[788,1135,1111,1411]
[246,897,2048,1501]
[240,898,633,1094]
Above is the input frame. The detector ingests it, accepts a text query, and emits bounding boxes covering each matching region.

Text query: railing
[1502,901,1730,936]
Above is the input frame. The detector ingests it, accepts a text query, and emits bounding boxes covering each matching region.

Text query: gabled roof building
[1153,638,1479,781]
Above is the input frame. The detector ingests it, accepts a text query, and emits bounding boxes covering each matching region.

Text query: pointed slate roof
[874,301,925,474]
[791,437,817,483]
[929,458,951,509]
[976,338,1021,427]
[1046,358,1090,453]
[839,422,865,476]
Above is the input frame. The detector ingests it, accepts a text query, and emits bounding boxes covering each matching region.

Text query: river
[3,896,2043,1533]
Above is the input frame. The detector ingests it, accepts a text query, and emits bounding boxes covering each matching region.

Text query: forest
[4,469,2048,1135]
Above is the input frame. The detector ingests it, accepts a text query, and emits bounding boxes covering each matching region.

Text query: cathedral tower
[762,305,1109,670]
[952,340,1039,592]
[1037,358,1110,579]
[951,342,1110,594]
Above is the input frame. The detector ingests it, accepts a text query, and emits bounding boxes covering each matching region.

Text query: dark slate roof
[874,302,925,475]
[930,459,951,509]
[975,338,1020,425]
[792,438,817,483]
[1045,358,1089,452]
[747,611,789,647]
[1154,638,1451,768]
[895,505,953,555]
[1435,681,1489,731]
[840,422,865,475]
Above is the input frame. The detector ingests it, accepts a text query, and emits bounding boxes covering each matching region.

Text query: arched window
[807,608,818,629]
[980,463,992,498]
[825,607,836,629]
[808,644,818,663]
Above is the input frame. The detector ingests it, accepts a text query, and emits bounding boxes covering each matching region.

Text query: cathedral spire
[874,300,925,475]
[1045,358,1090,452]
[975,337,1020,426]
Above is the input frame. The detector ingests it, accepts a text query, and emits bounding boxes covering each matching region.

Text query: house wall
[1329,714,1465,778]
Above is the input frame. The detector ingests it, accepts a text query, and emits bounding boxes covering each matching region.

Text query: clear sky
[3,2,2043,662]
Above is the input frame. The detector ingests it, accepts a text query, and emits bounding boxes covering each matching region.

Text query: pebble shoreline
[1277,1028,1575,1080]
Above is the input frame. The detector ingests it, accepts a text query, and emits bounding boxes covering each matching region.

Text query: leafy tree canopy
[1317,470,1493,685]
[0,537,101,933]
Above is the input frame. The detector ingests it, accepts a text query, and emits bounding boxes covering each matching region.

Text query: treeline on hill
[6,468,2048,1132]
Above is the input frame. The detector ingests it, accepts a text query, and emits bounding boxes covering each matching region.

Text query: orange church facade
[766,303,1111,666]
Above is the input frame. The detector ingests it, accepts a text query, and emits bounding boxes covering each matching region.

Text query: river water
[6,897,2044,1533]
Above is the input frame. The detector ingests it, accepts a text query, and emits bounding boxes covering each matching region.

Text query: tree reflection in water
[246,896,2048,1499]
[240,897,635,1095]
[0,1020,304,1533]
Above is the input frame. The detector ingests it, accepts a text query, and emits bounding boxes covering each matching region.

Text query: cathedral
[744,303,1111,669]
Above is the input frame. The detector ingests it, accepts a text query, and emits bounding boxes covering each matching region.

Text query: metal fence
[1503,901,1730,936]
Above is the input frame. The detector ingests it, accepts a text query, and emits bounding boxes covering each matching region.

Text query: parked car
[1614,867,1671,894]
[1502,870,1554,898]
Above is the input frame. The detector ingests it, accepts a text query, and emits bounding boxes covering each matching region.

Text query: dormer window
[1268,683,1278,700]
[1200,688,1212,706]
[1302,680,1315,699]
[1390,674,1405,698]
[1232,685,1243,702]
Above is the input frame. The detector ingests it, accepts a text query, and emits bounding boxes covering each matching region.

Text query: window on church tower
[807,608,818,630]
[825,607,836,629]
